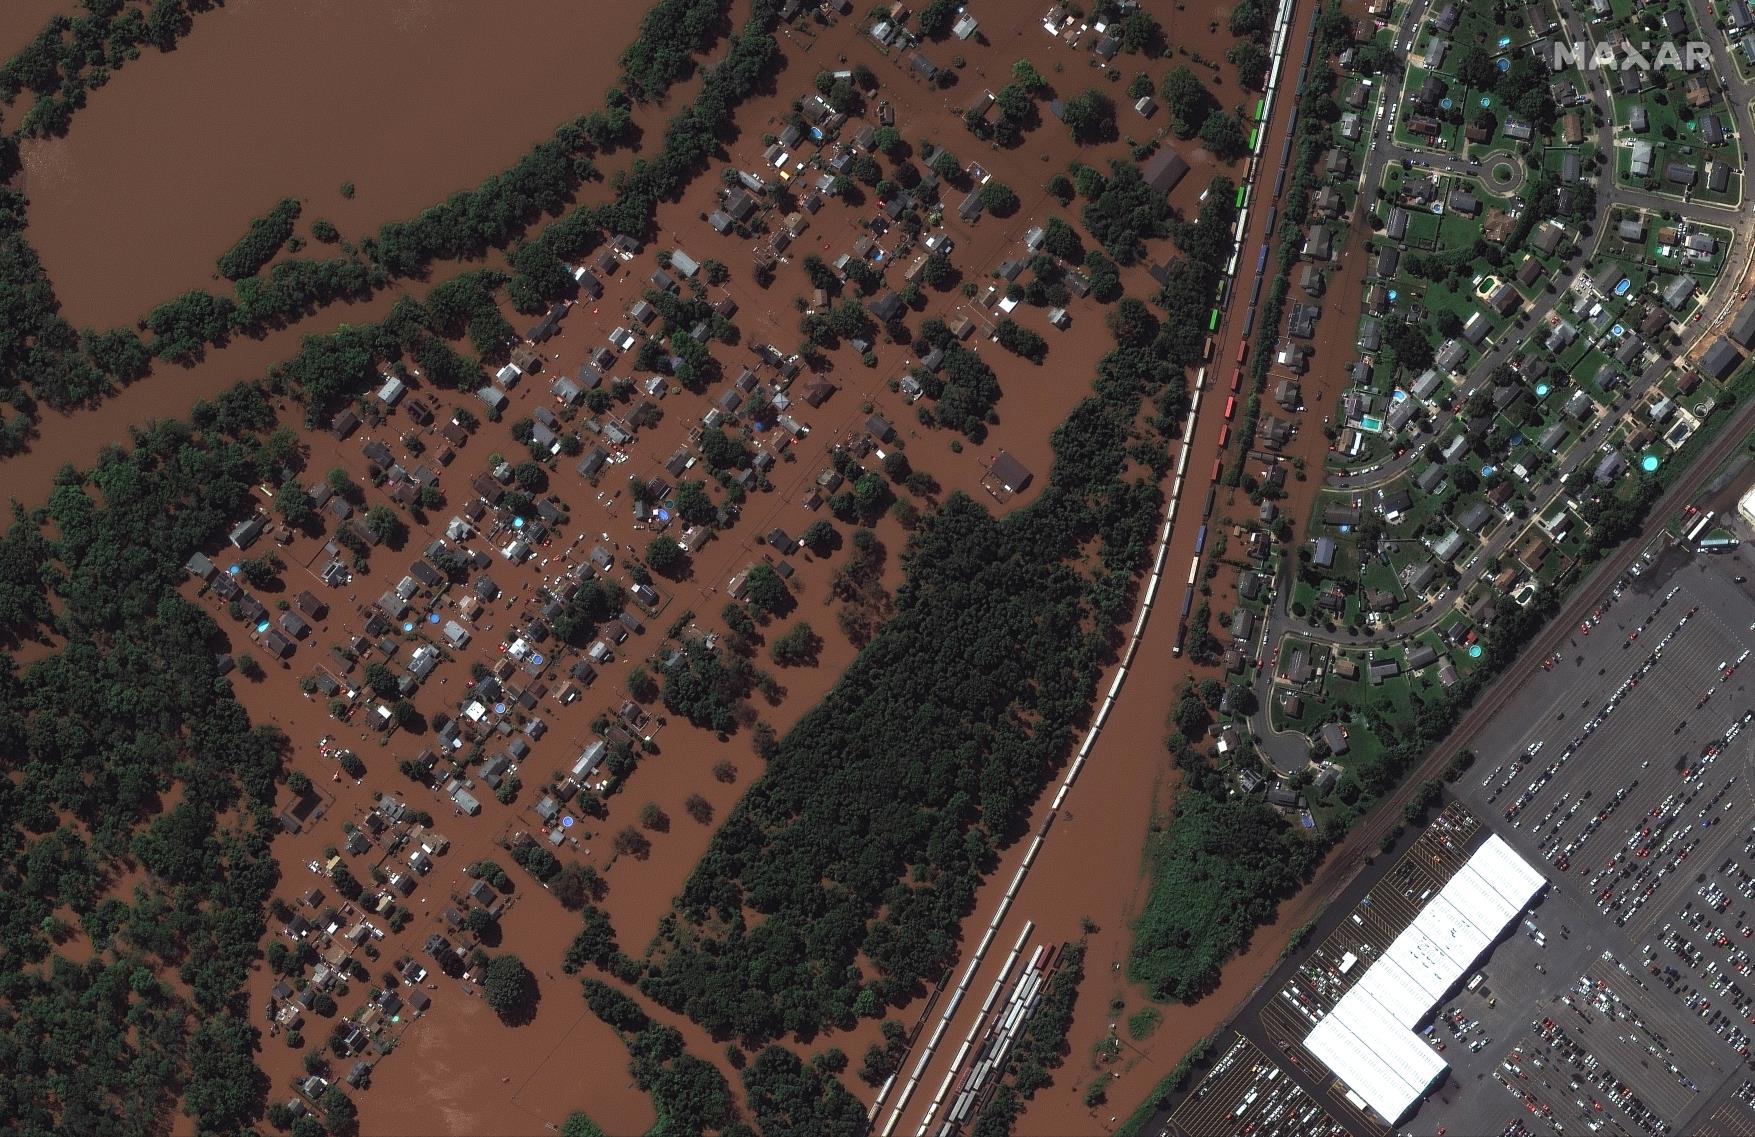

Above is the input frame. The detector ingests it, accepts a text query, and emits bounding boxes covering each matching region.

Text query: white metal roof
[1305,835,1545,1124]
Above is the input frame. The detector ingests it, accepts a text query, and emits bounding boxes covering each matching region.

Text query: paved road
[1328,0,1752,493]
[1248,0,1755,771]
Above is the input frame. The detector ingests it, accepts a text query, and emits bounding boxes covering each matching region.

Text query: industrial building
[1302,834,1547,1124]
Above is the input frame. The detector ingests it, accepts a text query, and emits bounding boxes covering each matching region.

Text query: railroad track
[1336,398,1755,874]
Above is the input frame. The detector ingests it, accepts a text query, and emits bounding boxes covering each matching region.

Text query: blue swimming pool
[1361,414,1385,432]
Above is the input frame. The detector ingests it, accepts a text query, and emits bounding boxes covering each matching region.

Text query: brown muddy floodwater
[21,0,655,330]
[0,3,74,72]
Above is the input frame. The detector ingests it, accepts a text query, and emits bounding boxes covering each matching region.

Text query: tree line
[633,164,1246,1048]
[1,1,213,139]
[216,197,302,280]
[0,410,298,1136]
[0,0,766,448]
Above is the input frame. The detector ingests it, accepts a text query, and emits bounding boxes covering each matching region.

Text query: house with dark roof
[868,291,905,323]
[1141,147,1190,195]
[1701,337,1741,381]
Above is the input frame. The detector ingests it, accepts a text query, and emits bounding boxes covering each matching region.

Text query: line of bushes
[216,197,302,280]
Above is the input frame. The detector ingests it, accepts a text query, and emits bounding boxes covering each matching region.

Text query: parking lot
[1165,1034,1349,1137]
[1417,544,1755,1136]
[1157,542,1755,1137]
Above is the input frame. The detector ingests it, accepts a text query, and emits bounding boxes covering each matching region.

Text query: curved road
[1250,0,1755,772]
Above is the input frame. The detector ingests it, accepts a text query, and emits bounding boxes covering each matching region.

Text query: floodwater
[4,0,682,503]
[867,0,1332,1127]
[0,3,74,86]
[14,0,1355,1130]
[0,287,400,506]
[21,0,656,330]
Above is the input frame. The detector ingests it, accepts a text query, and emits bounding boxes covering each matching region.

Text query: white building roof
[1304,834,1545,1124]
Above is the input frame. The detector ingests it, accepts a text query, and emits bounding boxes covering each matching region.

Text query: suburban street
[1248,0,1755,771]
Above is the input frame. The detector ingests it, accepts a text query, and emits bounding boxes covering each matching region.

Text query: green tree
[1229,0,1268,37]
[917,0,959,37]
[1228,39,1269,89]
[480,954,536,1024]
[770,622,820,666]
[276,485,314,527]
[646,535,686,576]
[562,1113,605,1137]
[1118,9,1165,55]
[675,480,715,525]
[743,563,787,616]
[994,318,1047,363]
[1062,89,1117,144]
[365,662,398,698]
[1200,111,1249,160]
[978,181,1019,215]
[362,505,405,546]
[320,1087,357,1135]
[801,520,837,555]
[1161,65,1214,137]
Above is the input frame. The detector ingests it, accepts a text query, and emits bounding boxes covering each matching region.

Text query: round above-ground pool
[1612,323,1625,336]
[1469,644,1483,659]
[1535,383,1550,397]
[1389,288,1399,301]
[1641,453,1661,473]
[1482,464,1497,477]
[1497,57,1511,71]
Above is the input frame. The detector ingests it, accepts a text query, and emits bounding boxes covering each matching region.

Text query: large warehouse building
[1303,834,1547,1124]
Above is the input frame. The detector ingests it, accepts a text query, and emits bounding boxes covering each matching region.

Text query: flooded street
[21,0,656,329]
[7,0,1386,1128]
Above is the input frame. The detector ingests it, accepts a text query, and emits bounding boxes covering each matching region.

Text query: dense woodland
[636,178,1240,1047]
[0,4,791,1133]
[0,402,293,1136]
[0,2,1669,1133]
[617,0,729,103]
